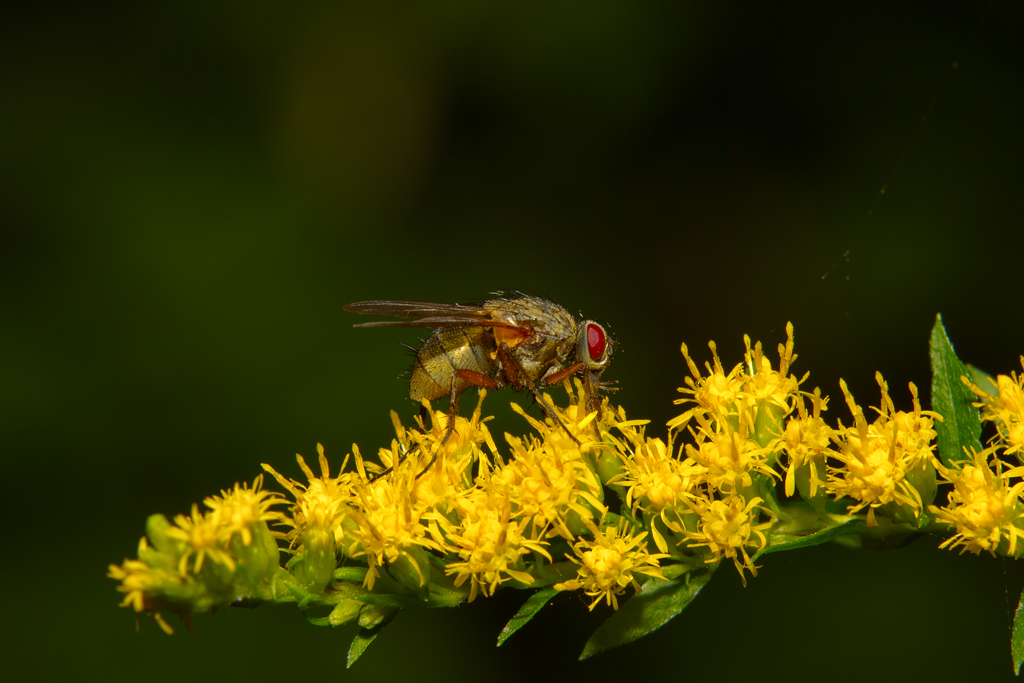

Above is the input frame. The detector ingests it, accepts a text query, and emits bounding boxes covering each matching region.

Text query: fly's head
[574,320,614,416]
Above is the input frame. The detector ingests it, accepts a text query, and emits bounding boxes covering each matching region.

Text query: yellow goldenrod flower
[493,429,606,541]
[509,394,601,455]
[930,448,1024,557]
[108,545,165,612]
[741,322,803,414]
[262,446,359,591]
[671,340,745,430]
[591,403,650,486]
[605,424,704,553]
[202,475,286,548]
[262,444,360,555]
[445,487,551,602]
[555,518,667,610]
[684,412,778,496]
[407,394,497,511]
[345,470,446,590]
[827,374,939,525]
[410,391,499,467]
[965,358,1024,458]
[873,377,941,468]
[683,494,773,586]
[780,388,834,500]
[539,379,618,448]
[618,435,703,513]
[107,545,186,635]
[110,477,287,633]
[166,504,237,576]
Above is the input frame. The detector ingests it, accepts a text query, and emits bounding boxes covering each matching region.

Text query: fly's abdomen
[409,327,497,401]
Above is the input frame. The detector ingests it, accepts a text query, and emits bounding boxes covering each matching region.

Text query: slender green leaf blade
[1013,590,1024,675]
[346,610,398,668]
[579,568,716,660]
[347,628,379,668]
[497,587,559,646]
[754,517,862,561]
[929,314,983,467]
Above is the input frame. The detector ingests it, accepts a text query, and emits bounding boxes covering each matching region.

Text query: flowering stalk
[109,316,1024,671]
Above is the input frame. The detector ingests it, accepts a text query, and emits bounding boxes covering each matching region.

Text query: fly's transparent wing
[344,301,523,329]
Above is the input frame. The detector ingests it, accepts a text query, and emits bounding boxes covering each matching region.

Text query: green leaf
[966,364,999,397]
[754,517,863,561]
[929,314,983,468]
[662,562,698,580]
[346,612,397,668]
[1013,590,1024,676]
[347,628,379,668]
[497,587,559,646]
[579,568,716,660]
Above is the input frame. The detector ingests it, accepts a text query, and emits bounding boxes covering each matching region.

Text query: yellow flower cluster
[122,322,1024,635]
[107,476,285,632]
[614,327,798,584]
[827,374,941,526]
[612,324,949,584]
[928,358,1024,556]
[262,398,490,593]
[258,390,601,602]
[968,360,1024,458]
[931,449,1024,556]
[446,488,551,602]
[554,518,667,609]
[261,323,952,599]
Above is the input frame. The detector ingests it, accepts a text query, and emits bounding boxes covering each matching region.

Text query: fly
[344,293,615,475]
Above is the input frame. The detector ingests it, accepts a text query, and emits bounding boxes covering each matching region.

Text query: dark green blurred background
[3,1,1023,681]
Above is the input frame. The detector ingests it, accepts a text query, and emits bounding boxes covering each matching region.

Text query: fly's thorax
[486,296,579,382]
[512,331,576,383]
[484,295,577,339]
[409,327,497,402]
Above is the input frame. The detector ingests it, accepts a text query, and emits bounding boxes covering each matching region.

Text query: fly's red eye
[586,323,606,360]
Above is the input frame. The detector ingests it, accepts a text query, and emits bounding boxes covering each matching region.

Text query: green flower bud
[596,448,625,489]
[144,514,181,558]
[295,528,337,593]
[794,459,829,513]
[387,547,431,591]
[904,458,937,509]
[338,517,362,558]
[565,502,600,538]
[231,521,280,587]
[329,599,363,627]
[359,603,395,630]
[753,401,785,453]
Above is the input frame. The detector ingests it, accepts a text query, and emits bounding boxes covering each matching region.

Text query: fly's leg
[368,401,447,483]
[414,370,499,479]
[542,362,583,385]
[539,361,603,422]
[497,345,582,447]
[414,379,460,478]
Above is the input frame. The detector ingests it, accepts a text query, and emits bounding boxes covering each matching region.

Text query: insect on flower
[344,293,615,471]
